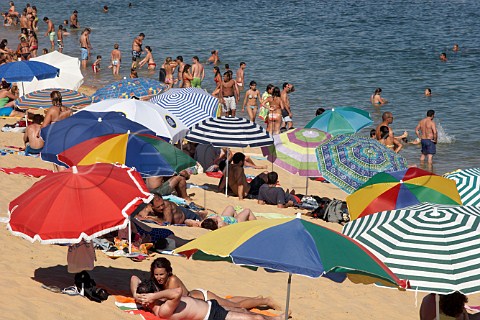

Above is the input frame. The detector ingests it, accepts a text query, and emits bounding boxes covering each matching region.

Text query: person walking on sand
[219,71,239,117]
[242,81,261,122]
[79,28,91,69]
[110,43,121,75]
[131,33,145,69]
[191,56,204,88]
[415,109,437,166]
[43,17,55,51]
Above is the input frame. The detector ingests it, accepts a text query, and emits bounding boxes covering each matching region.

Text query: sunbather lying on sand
[185,205,256,230]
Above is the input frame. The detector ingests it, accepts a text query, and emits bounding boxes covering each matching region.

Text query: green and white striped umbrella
[444,168,480,207]
[342,203,480,294]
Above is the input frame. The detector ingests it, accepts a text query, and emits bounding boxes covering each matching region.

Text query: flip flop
[41,284,62,293]
[62,286,81,296]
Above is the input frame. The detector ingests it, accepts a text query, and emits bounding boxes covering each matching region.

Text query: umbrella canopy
[305,107,373,136]
[343,203,480,294]
[80,99,188,144]
[40,111,156,166]
[261,128,331,177]
[58,133,197,177]
[15,88,91,109]
[347,167,462,220]
[7,164,152,244]
[92,78,167,103]
[186,117,273,148]
[444,168,480,206]
[0,60,59,82]
[150,88,219,128]
[21,51,83,95]
[176,216,408,318]
[316,134,408,194]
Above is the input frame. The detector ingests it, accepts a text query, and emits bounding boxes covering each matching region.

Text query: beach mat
[254,212,292,219]
[0,166,53,177]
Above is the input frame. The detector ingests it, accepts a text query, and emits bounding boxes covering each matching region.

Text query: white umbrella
[20,51,83,95]
[80,99,188,144]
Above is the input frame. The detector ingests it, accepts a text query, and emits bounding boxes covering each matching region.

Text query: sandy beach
[2,112,469,320]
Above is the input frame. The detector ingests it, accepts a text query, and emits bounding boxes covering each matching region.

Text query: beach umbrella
[342,202,480,295]
[58,132,197,177]
[175,215,408,319]
[150,88,219,128]
[92,78,167,103]
[261,128,331,193]
[305,107,373,136]
[444,168,480,207]
[185,117,273,195]
[21,51,83,95]
[347,167,462,220]
[80,99,188,144]
[15,88,91,110]
[40,111,156,166]
[7,163,152,244]
[315,134,408,194]
[0,60,59,82]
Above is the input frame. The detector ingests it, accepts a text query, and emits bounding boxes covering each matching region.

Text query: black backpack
[74,271,109,303]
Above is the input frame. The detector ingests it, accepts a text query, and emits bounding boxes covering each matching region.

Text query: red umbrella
[7,164,152,244]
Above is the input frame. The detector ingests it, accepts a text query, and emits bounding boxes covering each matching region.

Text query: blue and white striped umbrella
[185,117,273,148]
[444,168,480,206]
[150,88,219,128]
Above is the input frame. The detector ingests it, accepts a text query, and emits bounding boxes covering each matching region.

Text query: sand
[0,115,475,320]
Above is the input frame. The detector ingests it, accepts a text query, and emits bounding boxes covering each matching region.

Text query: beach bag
[323,199,350,224]
[309,197,331,219]
[74,271,109,303]
[67,241,96,273]
[300,196,319,210]
[258,106,269,122]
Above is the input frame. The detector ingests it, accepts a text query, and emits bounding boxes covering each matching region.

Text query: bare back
[192,62,204,78]
[153,296,209,320]
[417,117,436,140]
[24,123,44,149]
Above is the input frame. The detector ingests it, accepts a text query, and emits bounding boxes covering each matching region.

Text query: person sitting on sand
[218,148,267,170]
[0,80,20,116]
[41,90,73,127]
[145,193,204,225]
[257,172,298,208]
[370,87,388,106]
[420,291,480,320]
[23,114,44,155]
[218,152,250,200]
[145,170,191,201]
[131,257,282,314]
[185,205,257,230]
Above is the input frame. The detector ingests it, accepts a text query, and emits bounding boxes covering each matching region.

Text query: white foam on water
[436,120,455,144]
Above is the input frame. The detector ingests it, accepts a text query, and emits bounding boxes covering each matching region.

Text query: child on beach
[110,43,121,75]
[138,46,155,70]
[92,55,101,73]
[56,25,69,53]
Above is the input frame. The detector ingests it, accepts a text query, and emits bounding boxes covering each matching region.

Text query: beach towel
[0,166,53,177]
[253,212,292,219]
[206,171,223,179]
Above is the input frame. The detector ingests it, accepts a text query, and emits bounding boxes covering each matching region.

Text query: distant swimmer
[207,50,219,65]
[315,108,325,116]
[370,87,388,106]
[103,6,109,13]
[440,52,447,62]
[415,109,437,166]
[453,44,459,52]
[70,10,79,29]
[424,88,432,97]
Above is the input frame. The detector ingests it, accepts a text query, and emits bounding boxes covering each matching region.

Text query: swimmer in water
[370,87,388,106]
[440,52,447,62]
[425,88,432,97]
[453,44,459,52]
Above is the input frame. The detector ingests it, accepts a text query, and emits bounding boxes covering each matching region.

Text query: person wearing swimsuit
[211,66,222,97]
[242,81,262,122]
[378,125,402,153]
[263,87,284,135]
[28,30,38,57]
[182,64,193,88]
[160,57,178,88]
[370,87,388,106]
[139,46,156,70]
[16,36,30,60]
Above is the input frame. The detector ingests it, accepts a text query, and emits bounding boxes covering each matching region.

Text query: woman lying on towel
[184,205,257,230]
[131,257,281,311]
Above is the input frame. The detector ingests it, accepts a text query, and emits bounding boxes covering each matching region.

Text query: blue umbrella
[0,61,59,82]
[92,78,167,103]
[150,88,219,128]
[305,107,373,136]
[40,111,156,166]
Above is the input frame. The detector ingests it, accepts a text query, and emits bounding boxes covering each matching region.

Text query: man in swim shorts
[280,82,294,131]
[79,28,91,69]
[235,61,246,90]
[23,114,44,155]
[219,71,239,117]
[191,56,204,88]
[415,109,437,166]
[137,287,283,320]
[110,43,121,75]
[131,33,145,68]
[70,10,79,28]
[43,17,55,50]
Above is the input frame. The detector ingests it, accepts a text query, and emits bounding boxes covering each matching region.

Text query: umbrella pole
[305,176,309,195]
[225,149,229,197]
[128,217,132,255]
[284,273,292,320]
[435,293,440,320]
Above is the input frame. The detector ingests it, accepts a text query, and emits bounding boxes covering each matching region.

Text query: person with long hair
[262,86,284,134]
[211,66,222,97]
[182,64,193,88]
[41,90,73,127]
[370,87,388,106]
[242,81,262,122]
[131,257,281,311]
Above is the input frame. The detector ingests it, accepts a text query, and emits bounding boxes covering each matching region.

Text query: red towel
[205,171,223,179]
[0,167,53,178]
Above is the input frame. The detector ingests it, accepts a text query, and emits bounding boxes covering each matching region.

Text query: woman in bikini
[28,30,38,58]
[0,81,20,117]
[131,257,281,310]
[138,46,156,70]
[242,81,262,122]
[211,66,222,97]
[16,36,30,61]
[182,64,193,88]
[370,87,388,106]
[161,57,177,88]
[42,91,73,128]
[262,86,284,135]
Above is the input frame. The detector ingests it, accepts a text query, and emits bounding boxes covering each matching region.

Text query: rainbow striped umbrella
[444,168,480,207]
[58,133,196,177]
[175,216,408,319]
[15,88,91,109]
[92,78,167,103]
[347,167,462,220]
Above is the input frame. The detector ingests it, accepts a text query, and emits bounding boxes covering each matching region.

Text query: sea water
[1,0,479,174]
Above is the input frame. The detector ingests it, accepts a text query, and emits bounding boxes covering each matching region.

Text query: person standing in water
[415,109,437,167]
[191,56,204,88]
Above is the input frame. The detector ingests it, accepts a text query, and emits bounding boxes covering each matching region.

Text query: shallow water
[1,0,479,174]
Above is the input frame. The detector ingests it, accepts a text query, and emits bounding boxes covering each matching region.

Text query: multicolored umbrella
[176,216,408,318]
[261,128,331,177]
[444,168,480,207]
[15,88,91,109]
[80,99,188,144]
[0,60,59,82]
[343,203,480,294]
[7,163,152,244]
[316,134,408,194]
[92,78,167,103]
[305,107,373,136]
[58,133,197,177]
[347,167,462,220]
[40,111,156,166]
[150,88,219,128]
